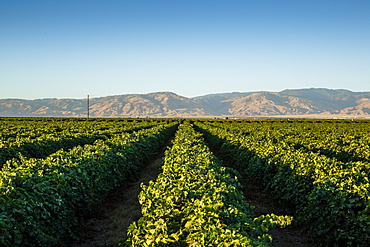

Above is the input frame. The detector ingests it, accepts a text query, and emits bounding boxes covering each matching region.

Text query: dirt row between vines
[237,179,317,247]
[205,137,318,247]
[73,151,165,247]
[210,151,318,246]
[74,140,317,247]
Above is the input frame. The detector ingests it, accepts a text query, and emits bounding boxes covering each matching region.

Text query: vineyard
[0,118,369,246]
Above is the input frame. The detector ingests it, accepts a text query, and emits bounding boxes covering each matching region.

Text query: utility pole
[87,95,90,119]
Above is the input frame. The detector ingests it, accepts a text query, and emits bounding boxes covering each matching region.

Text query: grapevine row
[0,118,163,167]
[195,120,370,246]
[122,123,292,246]
[0,122,177,246]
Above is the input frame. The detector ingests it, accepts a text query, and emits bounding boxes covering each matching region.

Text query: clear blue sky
[1,0,369,99]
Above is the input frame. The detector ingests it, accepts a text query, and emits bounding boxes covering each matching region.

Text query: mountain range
[1,88,370,118]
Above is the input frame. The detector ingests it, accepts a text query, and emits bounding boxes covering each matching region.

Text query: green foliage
[195,120,370,246]
[0,118,178,246]
[3,118,368,246]
[122,123,292,246]
[0,118,162,167]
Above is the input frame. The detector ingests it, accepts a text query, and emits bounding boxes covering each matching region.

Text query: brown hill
[1,89,370,118]
[89,92,206,117]
[224,92,322,116]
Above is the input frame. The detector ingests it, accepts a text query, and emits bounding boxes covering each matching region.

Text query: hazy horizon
[1,87,370,101]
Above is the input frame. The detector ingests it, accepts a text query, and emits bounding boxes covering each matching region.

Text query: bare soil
[72,154,165,247]
[208,143,318,246]
[239,180,317,247]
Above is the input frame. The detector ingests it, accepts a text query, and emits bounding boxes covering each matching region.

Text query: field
[0,118,369,246]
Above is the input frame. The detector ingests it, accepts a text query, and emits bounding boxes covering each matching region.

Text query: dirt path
[239,180,317,247]
[205,141,317,246]
[73,154,165,247]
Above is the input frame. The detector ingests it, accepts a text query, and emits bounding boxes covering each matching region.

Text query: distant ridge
[1,88,370,118]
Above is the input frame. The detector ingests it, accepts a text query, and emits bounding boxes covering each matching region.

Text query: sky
[1,0,370,99]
